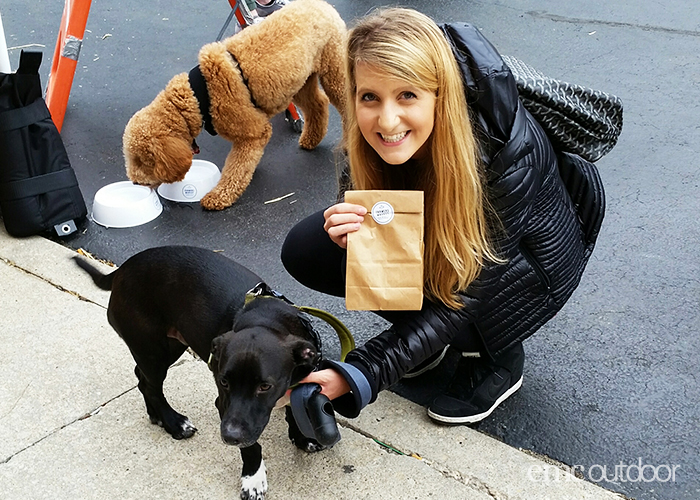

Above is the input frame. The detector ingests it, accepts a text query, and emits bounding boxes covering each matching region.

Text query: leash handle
[290,383,341,447]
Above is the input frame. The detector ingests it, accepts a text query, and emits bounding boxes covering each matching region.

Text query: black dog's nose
[221,422,248,447]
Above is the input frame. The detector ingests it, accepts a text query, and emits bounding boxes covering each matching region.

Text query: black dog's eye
[258,383,272,393]
[219,377,229,389]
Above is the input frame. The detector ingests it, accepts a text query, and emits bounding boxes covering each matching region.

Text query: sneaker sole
[403,346,449,379]
[427,375,523,424]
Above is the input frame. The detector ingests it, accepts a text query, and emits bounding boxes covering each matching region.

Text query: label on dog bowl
[371,201,394,225]
[182,184,198,199]
[152,194,163,209]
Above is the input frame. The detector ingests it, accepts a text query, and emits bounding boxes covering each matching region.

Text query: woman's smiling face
[354,62,436,165]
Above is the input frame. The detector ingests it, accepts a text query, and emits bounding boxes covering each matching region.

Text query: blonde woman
[281,8,604,429]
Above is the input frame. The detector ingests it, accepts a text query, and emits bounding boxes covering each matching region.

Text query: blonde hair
[345,8,502,309]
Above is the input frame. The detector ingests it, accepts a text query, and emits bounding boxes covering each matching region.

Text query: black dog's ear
[209,336,223,372]
[289,339,319,367]
[289,338,319,385]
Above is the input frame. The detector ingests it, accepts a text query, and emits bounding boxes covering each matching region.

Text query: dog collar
[245,282,355,361]
[208,284,355,372]
[207,351,215,371]
[294,305,355,361]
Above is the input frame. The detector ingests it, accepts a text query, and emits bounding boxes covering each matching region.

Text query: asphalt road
[2,1,699,499]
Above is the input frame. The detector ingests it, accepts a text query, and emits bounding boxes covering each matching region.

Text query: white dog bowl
[92,181,163,228]
[157,159,221,202]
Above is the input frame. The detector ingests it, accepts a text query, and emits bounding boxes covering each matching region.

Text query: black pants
[281,209,347,297]
[281,209,485,353]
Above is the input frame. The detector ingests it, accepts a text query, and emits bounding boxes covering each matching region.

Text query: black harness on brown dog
[188,50,261,141]
[188,65,217,137]
[228,51,261,110]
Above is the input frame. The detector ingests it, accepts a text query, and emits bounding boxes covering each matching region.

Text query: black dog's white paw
[241,459,268,500]
[149,415,163,427]
[149,415,197,440]
[175,418,197,439]
[290,436,327,454]
[303,440,327,453]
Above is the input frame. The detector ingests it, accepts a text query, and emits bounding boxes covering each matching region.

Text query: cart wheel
[285,108,304,133]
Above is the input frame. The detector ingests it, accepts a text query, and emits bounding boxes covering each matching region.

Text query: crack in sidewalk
[1,386,137,465]
[0,257,106,309]
[0,355,198,466]
[337,418,508,500]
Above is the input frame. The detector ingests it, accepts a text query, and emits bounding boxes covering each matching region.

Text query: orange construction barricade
[45,0,92,132]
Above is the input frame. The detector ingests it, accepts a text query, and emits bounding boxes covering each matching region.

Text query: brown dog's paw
[298,131,323,151]
[200,190,235,211]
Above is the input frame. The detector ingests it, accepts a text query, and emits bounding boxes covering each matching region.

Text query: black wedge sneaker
[428,342,524,424]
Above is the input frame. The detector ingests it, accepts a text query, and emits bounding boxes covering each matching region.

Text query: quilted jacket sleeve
[345,105,544,398]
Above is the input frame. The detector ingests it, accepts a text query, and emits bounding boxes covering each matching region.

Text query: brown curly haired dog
[123,0,346,210]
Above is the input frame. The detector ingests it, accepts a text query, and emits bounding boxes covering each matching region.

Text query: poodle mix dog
[123,0,346,210]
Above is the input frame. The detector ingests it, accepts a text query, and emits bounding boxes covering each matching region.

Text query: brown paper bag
[345,190,424,311]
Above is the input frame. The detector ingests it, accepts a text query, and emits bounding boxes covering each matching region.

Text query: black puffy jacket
[344,23,605,401]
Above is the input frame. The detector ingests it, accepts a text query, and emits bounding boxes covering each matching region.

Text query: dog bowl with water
[92,181,163,228]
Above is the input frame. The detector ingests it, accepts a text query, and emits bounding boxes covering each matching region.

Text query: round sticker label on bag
[371,201,394,225]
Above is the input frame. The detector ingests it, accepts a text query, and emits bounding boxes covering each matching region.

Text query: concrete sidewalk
[0,228,626,500]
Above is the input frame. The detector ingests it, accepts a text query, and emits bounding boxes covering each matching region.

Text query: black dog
[74,246,324,500]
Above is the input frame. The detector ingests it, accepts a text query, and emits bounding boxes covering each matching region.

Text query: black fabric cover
[0,51,86,237]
